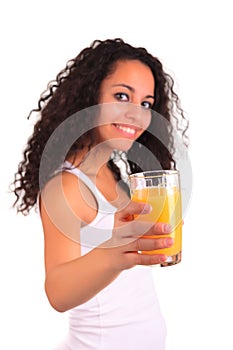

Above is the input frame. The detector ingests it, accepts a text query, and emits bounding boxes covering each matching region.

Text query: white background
[1,0,232,349]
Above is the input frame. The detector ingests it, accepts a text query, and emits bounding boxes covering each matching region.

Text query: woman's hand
[101,201,173,271]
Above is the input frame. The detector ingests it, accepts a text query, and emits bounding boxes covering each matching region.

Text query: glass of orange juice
[129,170,182,267]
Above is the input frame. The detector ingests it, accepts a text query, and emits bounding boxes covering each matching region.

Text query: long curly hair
[12,38,189,215]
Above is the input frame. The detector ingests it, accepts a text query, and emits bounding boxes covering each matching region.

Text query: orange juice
[131,186,182,257]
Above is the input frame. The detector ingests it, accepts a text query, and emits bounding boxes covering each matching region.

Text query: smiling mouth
[113,123,139,136]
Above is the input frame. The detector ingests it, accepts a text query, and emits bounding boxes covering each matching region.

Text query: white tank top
[55,163,166,350]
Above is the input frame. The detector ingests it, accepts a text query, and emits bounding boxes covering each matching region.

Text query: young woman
[13,38,189,349]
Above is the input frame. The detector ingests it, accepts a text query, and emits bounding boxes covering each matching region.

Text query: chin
[107,139,134,152]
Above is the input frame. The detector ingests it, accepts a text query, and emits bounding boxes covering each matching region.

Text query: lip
[112,123,140,138]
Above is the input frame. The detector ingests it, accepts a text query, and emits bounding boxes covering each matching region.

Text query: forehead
[105,59,155,88]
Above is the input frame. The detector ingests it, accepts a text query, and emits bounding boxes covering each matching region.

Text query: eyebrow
[112,84,155,100]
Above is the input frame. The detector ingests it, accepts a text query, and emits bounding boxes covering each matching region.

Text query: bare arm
[41,172,172,312]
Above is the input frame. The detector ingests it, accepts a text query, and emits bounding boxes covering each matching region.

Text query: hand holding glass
[129,170,182,267]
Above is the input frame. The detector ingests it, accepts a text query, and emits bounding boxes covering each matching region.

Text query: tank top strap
[62,161,116,252]
[62,161,115,214]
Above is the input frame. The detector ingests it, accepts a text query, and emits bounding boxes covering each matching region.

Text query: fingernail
[163,224,172,233]
[166,237,174,247]
[141,204,152,214]
[159,255,167,263]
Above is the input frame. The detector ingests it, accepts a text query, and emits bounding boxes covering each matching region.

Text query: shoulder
[40,171,98,231]
[40,172,85,274]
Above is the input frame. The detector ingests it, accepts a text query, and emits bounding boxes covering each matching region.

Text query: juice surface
[131,187,182,256]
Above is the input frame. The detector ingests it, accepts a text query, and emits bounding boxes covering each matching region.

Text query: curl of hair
[12,38,189,215]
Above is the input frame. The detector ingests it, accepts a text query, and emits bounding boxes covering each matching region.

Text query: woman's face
[95,59,155,151]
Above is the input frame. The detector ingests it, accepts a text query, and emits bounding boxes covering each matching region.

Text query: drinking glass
[129,170,182,267]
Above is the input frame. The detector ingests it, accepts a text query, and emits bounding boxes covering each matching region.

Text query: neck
[78,143,113,177]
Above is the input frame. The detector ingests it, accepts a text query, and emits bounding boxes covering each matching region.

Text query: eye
[114,92,129,102]
[141,101,152,109]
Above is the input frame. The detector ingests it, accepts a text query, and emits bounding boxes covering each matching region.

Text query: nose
[124,103,142,122]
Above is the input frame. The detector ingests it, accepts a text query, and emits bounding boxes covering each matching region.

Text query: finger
[125,252,168,266]
[116,201,152,221]
[114,219,154,239]
[129,236,174,252]
[144,222,173,236]
[113,220,172,243]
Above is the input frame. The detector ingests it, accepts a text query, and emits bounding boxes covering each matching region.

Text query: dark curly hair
[12,38,189,215]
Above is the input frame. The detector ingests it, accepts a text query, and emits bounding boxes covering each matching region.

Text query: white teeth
[115,124,136,135]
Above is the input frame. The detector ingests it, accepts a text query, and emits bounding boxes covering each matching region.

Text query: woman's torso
[55,162,166,350]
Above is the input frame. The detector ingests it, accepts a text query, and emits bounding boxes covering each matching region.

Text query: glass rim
[129,170,179,179]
